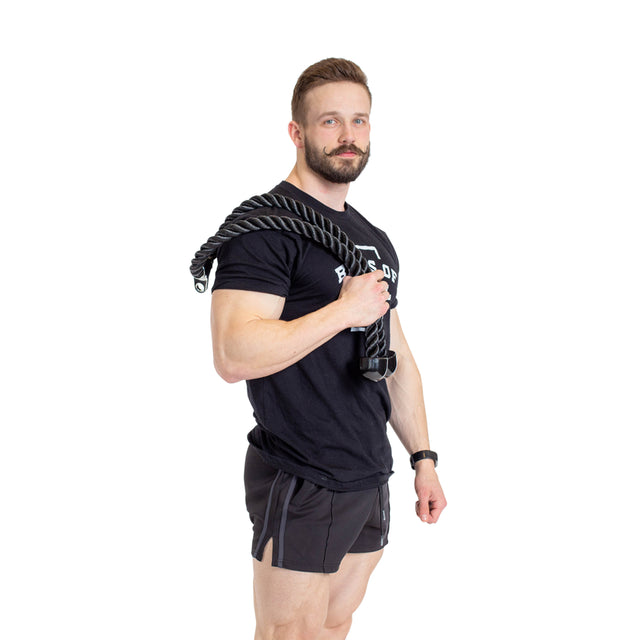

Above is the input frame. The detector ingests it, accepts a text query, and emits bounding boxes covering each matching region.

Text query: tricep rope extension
[190,194,396,381]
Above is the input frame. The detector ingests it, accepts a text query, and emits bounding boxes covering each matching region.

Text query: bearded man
[209,58,446,640]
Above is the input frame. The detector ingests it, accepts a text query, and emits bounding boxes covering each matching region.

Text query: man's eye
[354,118,364,125]
[324,119,337,125]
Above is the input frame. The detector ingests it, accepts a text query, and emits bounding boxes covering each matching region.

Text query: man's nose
[339,123,356,144]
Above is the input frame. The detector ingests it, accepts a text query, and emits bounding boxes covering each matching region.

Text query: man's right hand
[337,269,390,328]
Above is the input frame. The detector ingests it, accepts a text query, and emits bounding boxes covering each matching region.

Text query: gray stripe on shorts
[254,469,283,557]
[277,476,297,568]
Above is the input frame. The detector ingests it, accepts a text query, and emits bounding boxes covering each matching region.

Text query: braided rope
[190,193,388,359]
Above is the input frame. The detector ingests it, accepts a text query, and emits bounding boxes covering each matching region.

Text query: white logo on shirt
[335,245,397,284]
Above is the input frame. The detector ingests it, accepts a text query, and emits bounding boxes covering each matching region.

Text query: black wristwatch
[410,450,438,470]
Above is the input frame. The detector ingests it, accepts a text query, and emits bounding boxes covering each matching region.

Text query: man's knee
[256,614,326,640]
[256,606,354,640]
[321,615,353,639]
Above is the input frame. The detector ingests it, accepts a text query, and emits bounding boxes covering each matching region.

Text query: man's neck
[285,165,350,212]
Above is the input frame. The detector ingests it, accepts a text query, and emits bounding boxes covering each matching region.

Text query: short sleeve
[211,229,301,298]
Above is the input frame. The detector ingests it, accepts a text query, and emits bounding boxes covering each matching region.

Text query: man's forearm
[213,296,351,382]
[388,339,446,524]
[387,350,434,466]
[212,271,390,383]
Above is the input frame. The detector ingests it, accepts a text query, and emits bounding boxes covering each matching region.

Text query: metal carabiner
[193,274,208,293]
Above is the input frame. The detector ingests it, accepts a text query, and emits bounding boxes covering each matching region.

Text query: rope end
[193,274,209,293]
[360,351,397,381]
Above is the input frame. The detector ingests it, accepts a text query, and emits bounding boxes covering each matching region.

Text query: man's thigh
[253,539,383,639]
[326,549,383,629]
[253,539,330,639]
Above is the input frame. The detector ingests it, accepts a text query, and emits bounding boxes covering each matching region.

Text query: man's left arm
[387,309,447,523]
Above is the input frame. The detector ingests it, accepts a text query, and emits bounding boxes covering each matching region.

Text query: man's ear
[288,120,305,149]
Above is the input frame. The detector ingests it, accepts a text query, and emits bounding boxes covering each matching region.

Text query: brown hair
[291,58,372,124]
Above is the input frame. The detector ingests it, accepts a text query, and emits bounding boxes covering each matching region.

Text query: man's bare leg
[319,549,383,639]
[253,539,383,640]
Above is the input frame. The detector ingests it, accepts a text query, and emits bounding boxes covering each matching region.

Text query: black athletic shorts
[244,445,390,574]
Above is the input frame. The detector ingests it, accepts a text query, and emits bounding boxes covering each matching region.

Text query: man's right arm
[210,270,390,383]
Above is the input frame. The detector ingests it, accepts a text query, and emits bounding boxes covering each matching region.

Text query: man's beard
[304,142,371,184]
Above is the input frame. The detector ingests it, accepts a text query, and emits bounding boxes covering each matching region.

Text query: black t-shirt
[212,181,400,490]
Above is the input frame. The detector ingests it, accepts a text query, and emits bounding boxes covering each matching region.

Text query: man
[210,58,446,640]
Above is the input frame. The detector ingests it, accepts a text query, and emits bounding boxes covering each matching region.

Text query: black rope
[190,194,396,380]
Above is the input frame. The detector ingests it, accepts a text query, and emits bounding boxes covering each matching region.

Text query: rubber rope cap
[360,351,397,381]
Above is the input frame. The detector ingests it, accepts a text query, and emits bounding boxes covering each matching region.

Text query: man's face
[298,82,371,184]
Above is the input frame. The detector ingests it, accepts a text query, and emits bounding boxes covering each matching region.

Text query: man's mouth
[323,145,367,157]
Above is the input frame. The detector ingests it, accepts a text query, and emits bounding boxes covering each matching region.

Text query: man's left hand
[414,464,447,524]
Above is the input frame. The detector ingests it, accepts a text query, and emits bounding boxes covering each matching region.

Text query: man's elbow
[212,348,247,384]
[213,358,246,384]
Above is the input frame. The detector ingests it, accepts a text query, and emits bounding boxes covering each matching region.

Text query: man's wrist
[414,459,436,473]
[328,297,357,332]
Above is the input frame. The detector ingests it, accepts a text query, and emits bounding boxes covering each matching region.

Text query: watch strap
[410,450,438,470]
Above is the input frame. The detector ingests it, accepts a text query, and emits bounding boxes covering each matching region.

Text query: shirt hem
[248,443,393,493]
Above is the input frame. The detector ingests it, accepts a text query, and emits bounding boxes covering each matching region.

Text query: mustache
[322,144,370,157]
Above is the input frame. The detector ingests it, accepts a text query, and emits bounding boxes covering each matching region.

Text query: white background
[1,1,638,638]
